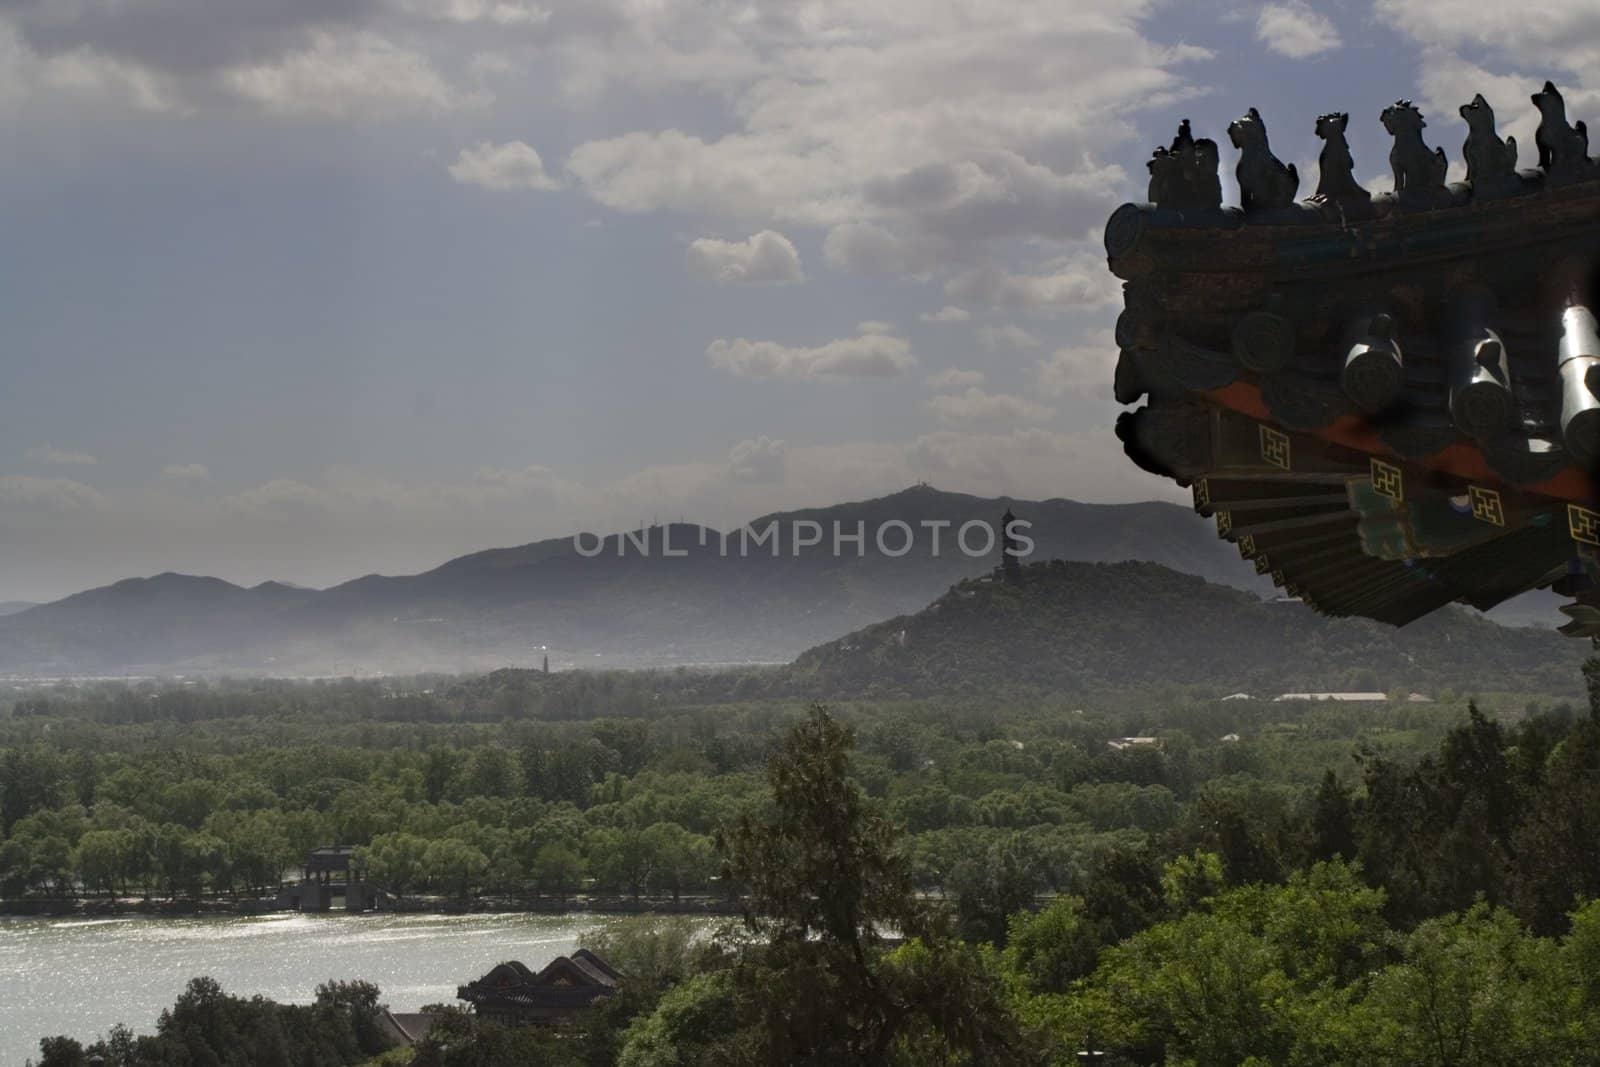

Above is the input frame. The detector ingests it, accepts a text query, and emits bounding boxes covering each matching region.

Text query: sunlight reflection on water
[0,912,608,1065]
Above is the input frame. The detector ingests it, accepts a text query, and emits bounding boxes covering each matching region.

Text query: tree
[712,706,1028,1064]
[642,823,713,902]
[1511,720,1600,934]
[1160,849,1224,914]
[532,841,585,897]
[587,828,653,898]
[355,832,430,897]
[53,974,387,1067]
[618,972,752,1067]
[1072,862,1387,1065]
[424,838,490,899]
[949,831,1042,944]
[1306,769,1356,862]
[1,746,69,833]
[458,747,518,800]
[35,1036,87,1067]
[1,810,81,897]
[207,810,295,894]
[1077,844,1165,948]
[314,979,388,1057]
[583,917,705,990]
[74,829,137,897]
[1353,904,1574,1067]
[1003,895,1101,995]
[1357,705,1521,924]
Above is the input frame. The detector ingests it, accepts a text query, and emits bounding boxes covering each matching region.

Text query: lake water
[0,912,613,1066]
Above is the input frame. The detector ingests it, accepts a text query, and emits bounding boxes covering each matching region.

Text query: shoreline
[0,895,742,920]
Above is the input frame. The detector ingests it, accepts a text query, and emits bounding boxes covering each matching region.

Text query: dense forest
[9,663,1600,1064]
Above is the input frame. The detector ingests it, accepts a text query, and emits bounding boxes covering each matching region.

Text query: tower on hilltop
[1000,508,1023,585]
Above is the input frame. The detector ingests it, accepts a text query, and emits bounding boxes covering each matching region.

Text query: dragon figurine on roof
[1105,83,1600,638]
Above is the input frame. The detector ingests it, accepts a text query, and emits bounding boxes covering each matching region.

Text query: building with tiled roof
[457,949,621,1027]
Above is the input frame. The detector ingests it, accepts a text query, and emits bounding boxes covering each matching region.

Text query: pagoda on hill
[1000,508,1024,585]
[1106,84,1600,637]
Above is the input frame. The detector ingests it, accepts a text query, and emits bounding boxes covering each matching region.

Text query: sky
[3,0,1598,602]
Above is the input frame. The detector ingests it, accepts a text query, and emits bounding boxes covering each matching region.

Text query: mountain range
[0,486,1568,678]
[0,487,1276,676]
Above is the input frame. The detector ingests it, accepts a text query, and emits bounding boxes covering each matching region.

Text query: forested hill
[783,560,1587,698]
[0,487,1272,676]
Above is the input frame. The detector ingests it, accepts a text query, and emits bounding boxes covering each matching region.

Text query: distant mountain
[0,601,37,617]
[782,561,1587,698]
[0,487,1278,676]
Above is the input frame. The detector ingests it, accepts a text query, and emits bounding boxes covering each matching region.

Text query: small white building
[1273,692,1387,703]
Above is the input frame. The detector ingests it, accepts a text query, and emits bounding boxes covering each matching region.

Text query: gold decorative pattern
[1259,424,1291,471]
[1193,478,1211,509]
[1468,485,1504,527]
[1254,555,1272,574]
[1238,534,1257,558]
[1569,504,1600,546]
[1216,511,1232,536]
[1271,569,1285,586]
[1370,457,1404,502]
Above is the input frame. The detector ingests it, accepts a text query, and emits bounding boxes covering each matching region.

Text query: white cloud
[978,324,1042,351]
[567,129,777,219]
[822,222,943,277]
[560,2,1204,273]
[449,140,560,191]
[1371,15,1600,183]
[685,230,804,284]
[392,0,552,26]
[906,426,1172,503]
[1255,2,1342,60]
[1374,0,1600,73]
[1035,333,1117,397]
[727,436,787,484]
[24,445,97,466]
[924,368,985,389]
[224,478,333,521]
[0,475,105,512]
[927,387,1055,425]
[224,32,478,117]
[707,326,916,382]
[161,463,210,481]
[945,252,1120,313]
[920,306,971,324]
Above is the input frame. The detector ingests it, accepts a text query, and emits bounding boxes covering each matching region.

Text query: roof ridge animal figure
[1146,145,1177,204]
[1381,100,1447,195]
[1228,107,1299,210]
[1146,119,1222,211]
[1459,93,1518,194]
[1312,111,1368,202]
[1532,80,1591,179]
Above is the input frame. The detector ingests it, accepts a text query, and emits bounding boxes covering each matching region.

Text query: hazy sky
[2,0,1592,601]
